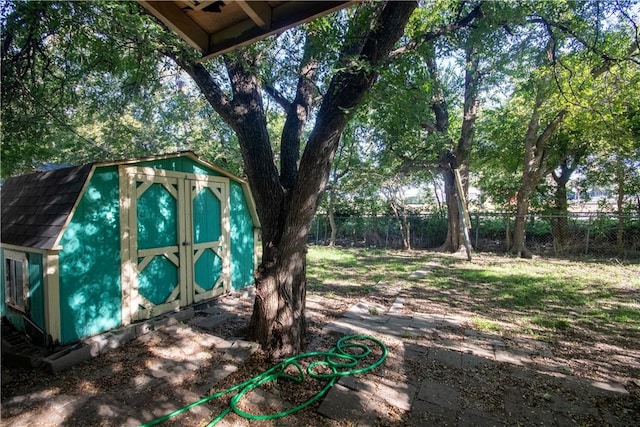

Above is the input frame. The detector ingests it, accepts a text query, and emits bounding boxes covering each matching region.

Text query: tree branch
[284,1,418,244]
[424,44,449,133]
[164,51,235,123]
[591,40,640,77]
[616,0,640,56]
[263,83,291,110]
[536,110,567,175]
[456,40,481,164]
[529,15,640,68]
[537,110,567,153]
[398,157,439,175]
[389,2,483,58]
[279,38,318,190]
[223,53,284,237]
[420,121,437,135]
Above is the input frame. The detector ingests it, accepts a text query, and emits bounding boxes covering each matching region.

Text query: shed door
[120,168,230,323]
[130,173,183,321]
[188,179,230,303]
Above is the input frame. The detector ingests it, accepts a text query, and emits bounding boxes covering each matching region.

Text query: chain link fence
[309,212,640,258]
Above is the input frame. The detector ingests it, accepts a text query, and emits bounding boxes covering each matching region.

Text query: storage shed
[1,151,259,346]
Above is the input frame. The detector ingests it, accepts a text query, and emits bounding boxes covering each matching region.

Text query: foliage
[1,1,242,177]
[310,211,640,256]
[472,0,639,254]
[2,0,639,245]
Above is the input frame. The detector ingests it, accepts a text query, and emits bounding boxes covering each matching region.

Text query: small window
[4,251,29,312]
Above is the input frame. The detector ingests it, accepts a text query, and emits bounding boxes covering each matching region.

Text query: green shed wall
[27,252,45,330]
[229,182,255,290]
[58,166,121,344]
[0,248,46,332]
[136,156,224,177]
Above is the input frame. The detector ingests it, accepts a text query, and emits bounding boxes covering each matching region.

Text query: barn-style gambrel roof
[1,164,93,250]
[1,151,259,251]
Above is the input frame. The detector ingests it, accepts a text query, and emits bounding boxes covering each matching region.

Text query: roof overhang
[139,1,355,62]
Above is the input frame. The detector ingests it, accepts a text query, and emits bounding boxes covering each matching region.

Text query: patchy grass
[307,245,433,286]
[306,246,640,341]
[470,316,505,334]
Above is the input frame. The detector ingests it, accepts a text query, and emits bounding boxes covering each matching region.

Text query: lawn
[306,245,640,343]
[3,245,638,426]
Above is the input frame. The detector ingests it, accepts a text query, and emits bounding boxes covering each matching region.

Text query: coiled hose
[140,334,387,426]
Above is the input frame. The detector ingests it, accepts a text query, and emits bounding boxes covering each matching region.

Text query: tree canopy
[2,0,638,353]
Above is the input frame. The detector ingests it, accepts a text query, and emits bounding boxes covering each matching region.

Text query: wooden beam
[201,1,353,61]
[139,0,209,53]
[236,0,272,30]
[139,1,357,61]
[182,1,215,11]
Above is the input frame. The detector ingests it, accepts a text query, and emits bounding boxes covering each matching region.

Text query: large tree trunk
[175,2,415,359]
[384,8,484,254]
[510,85,566,258]
[550,159,578,253]
[440,166,464,251]
[505,212,512,252]
[435,43,479,252]
[327,188,338,246]
[615,156,626,254]
[249,229,308,354]
[550,180,570,252]
[511,184,534,258]
[249,2,416,358]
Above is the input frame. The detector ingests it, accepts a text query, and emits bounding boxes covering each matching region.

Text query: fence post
[474,213,479,249]
[585,215,591,255]
[505,212,511,252]
[385,218,390,247]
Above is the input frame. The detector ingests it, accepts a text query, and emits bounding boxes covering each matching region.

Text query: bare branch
[167,52,234,123]
[591,40,640,77]
[529,15,640,67]
[263,84,291,110]
[390,3,483,58]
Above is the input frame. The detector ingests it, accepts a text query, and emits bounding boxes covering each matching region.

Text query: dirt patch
[2,251,639,426]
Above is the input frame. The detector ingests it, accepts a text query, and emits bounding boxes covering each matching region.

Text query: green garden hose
[140,334,388,426]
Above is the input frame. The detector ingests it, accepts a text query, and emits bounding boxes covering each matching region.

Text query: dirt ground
[1,253,639,426]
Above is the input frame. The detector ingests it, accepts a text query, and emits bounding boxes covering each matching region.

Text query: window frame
[4,250,29,313]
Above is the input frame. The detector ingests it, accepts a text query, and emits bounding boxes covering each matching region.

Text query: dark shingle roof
[1,164,93,250]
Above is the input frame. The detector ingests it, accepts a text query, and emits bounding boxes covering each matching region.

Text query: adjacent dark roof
[1,164,93,250]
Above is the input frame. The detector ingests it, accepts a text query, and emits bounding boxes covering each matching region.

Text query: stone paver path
[316,283,637,426]
[2,281,638,426]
